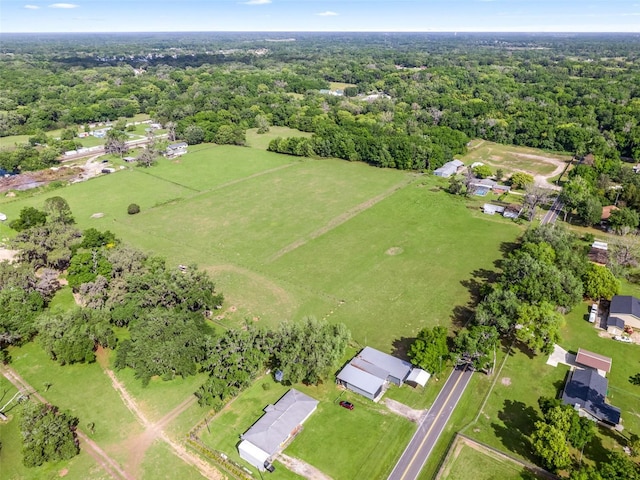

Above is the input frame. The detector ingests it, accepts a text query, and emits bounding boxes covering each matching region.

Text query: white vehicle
[588,303,598,323]
[614,335,633,343]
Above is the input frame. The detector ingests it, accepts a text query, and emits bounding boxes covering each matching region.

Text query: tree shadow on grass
[391,337,415,361]
[491,399,540,462]
[451,304,474,329]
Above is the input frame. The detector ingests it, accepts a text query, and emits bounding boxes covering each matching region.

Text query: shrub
[127,203,140,215]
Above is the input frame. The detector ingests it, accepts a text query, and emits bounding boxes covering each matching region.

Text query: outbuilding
[405,368,430,387]
[238,389,318,471]
[336,346,413,401]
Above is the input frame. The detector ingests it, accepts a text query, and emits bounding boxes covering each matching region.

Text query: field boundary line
[268,175,417,262]
[465,338,515,428]
[454,434,559,480]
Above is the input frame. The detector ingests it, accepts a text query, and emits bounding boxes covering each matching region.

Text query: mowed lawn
[466,296,640,468]
[0,144,521,351]
[200,376,414,480]
[438,440,536,480]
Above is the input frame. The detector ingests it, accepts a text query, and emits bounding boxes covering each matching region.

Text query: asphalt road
[387,366,473,480]
[541,197,563,225]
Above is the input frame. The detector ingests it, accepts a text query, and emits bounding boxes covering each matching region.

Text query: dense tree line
[2,33,640,175]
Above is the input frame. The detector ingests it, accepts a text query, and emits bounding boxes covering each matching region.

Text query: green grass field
[245,126,312,150]
[200,376,415,480]
[0,145,521,350]
[437,439,536,480]
[461,140,572,177]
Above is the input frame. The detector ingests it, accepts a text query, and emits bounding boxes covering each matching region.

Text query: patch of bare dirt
[278,453,332,480]
[0,166,83,194]
[382,398,427,423]
[501,377,511,386]
[385,247,404,256]
[58,468,69,477]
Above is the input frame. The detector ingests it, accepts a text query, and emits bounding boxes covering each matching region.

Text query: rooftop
[241,389,318,455]
[575,348,612,373]
[610,295,640,319]
[356,346,413,382]
[562,368,620,425]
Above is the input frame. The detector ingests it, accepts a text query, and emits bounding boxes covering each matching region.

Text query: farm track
[269,175,417,262]
[1,365,133,480]
[102,367,222,480]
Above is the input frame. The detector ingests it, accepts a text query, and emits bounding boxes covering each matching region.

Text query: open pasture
[437,437,538,480]
[461,140,571,178]
[0,144,521,350]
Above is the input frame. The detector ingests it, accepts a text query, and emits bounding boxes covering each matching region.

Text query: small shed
[607,316,625,336]
[575,348,612,375]
[406,368,430,387]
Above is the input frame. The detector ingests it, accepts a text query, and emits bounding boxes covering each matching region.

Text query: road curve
[387,366,473,480]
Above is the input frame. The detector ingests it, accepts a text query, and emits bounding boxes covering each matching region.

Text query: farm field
[245,126,312,150]
[437,437,537,480]
[0,144,522,350]
[460,139,572,180]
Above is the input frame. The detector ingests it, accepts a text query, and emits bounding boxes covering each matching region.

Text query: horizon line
[2,30,640,35]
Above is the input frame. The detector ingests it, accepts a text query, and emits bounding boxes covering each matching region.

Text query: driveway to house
[387,365,473,480]
[546,344,577,369]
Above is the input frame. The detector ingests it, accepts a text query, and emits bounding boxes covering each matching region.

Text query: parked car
[263,461,275,473]
[588,303,598,323]
[614,335,633,343]
[339,401,354,410]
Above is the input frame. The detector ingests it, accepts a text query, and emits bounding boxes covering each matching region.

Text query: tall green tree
[20,402,79,467]
[407,326,449,374]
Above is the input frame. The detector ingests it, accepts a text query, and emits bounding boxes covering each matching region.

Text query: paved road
[388,365,473,480]
[541,197,563,225]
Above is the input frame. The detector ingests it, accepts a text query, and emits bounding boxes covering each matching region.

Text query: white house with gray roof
[238,389,318,471]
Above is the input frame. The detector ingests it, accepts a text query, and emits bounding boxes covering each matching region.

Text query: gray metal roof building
[561,368,621,426]
[356,347,413,385]
[336,346,413,401]
[610,295,640,318]
[336,363,385,400]
[433,159,464,178]
[240,389,319,456]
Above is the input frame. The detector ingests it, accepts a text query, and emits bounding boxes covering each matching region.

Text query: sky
[1,0,639,34]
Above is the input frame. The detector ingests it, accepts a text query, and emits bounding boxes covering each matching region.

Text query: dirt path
[278,453,333,480]
[269,176,416,262]
[382,398,427,423]
[102,367,221,480]
[1,365,132,480]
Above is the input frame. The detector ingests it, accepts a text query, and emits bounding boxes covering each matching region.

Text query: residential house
[165,142,188,158]
[483,204,505,215]
[608,295,640,330]
[561,368,621,426]
[238,389,318,471]
[336,346,414,401]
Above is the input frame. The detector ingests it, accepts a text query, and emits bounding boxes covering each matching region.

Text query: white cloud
[49,3,79,8]
[316,11,338,16]
[242,0,271,5]
[24,4,40,9]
